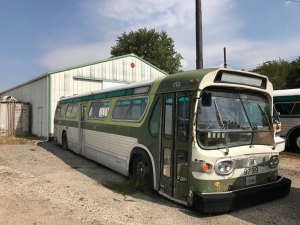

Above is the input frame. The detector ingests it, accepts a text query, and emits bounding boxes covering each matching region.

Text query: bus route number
[244,166,258,176]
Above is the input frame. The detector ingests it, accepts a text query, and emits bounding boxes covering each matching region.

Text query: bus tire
[290,130,300,154]
[131,153,153,190]
[62,132,68,151]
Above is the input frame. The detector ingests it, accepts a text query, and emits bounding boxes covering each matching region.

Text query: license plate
[246,175,256,186]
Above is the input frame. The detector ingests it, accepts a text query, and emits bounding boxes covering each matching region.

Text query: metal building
[0,54,167,139]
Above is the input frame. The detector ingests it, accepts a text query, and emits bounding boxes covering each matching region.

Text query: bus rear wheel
[62,132,68,150]
[290,131,300,154]
[132,154,153,190]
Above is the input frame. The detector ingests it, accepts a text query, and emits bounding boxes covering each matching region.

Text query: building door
[159,92,191,202]
[78,104,86,156]
[37,107,42,137]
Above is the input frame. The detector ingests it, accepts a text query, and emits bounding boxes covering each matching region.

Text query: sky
[1,0,300,92]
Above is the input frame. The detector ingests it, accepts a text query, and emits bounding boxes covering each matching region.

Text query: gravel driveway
[0,142,299,225]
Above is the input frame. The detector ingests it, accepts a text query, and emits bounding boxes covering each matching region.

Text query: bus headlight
[269,155,279,168]
[214,159,234,175]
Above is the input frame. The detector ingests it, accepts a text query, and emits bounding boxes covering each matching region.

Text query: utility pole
[196,0,203,69]
[223,47,227,68]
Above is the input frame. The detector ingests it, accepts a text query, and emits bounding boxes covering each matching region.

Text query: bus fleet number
[244,166,258,176]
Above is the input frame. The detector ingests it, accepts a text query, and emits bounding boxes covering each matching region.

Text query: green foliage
[286,57,300,89]
[254,57,300,90]
[254,59,290,90]
[110,27,183,74]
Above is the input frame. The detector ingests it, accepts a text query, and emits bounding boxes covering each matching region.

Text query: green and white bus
[54,68,291,213]
[274,88,300,153]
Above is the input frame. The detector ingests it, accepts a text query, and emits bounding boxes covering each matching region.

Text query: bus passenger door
[78,104,86,156]
[160,93,190,202]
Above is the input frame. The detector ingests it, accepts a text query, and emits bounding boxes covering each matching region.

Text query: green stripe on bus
[93,93,107,100]
[107,90,126,97]
[82,95,94,101]
[274,96,300,102]
[73,97,82,102]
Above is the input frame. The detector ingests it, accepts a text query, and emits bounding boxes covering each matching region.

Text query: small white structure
[0,96,30,136]
[0,54,167,139]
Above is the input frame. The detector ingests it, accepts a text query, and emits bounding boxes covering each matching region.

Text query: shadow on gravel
[37,141,300,223]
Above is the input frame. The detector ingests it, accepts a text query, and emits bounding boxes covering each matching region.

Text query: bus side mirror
[201,92,212,107]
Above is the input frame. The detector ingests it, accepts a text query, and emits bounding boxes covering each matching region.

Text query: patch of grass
[0,135,42,145]
[97,177,150,195]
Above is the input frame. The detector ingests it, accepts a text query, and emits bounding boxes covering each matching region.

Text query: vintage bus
[274,88,300,153]
[54,68,291,213]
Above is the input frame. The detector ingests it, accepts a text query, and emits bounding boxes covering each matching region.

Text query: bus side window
[274,103,295,115]
[89,102,100,118]
[291,103,300,115]
[97,100,111,119]
[70,104,78,118]
[65,104,73,117]
[149,98,161,137]
[112,100,130,120]
[125,97,148,121]
[55,105,63,118]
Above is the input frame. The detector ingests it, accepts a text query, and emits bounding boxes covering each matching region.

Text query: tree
[254,59,290,90]
[286,57,300,89]
[110,27,183,74]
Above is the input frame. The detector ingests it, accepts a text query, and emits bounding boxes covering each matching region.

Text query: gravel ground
[0,142,299,225]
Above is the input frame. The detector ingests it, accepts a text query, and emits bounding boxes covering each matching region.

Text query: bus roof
[59,68,269,104]
[273,88,300,97]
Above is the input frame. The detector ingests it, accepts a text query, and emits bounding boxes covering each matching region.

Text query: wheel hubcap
[137,161,145,176]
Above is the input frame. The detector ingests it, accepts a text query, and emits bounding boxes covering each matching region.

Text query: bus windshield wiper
[214,101,229,155]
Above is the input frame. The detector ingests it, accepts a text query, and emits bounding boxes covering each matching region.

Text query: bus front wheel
[62,132,68,150]
[290,130,300,154]
[132,153,153,190]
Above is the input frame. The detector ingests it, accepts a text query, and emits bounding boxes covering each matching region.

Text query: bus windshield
[197,89,274,149]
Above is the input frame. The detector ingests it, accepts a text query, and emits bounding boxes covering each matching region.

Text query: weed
[0,135,42,145]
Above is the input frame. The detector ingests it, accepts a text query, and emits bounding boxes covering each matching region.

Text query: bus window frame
[111,95,150,122]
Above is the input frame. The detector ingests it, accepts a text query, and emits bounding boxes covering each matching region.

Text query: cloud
[39,41,113,71]
[38,0,300,74]
[38,0,243,72]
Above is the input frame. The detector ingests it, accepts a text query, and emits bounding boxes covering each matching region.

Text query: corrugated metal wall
[0,77,48,137]
[68,56,164,82]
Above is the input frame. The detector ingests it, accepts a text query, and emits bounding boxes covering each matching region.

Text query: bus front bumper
[192,176,291,213]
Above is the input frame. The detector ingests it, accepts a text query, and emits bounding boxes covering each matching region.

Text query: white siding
[71,56,166,82]
[103,82,124,89]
